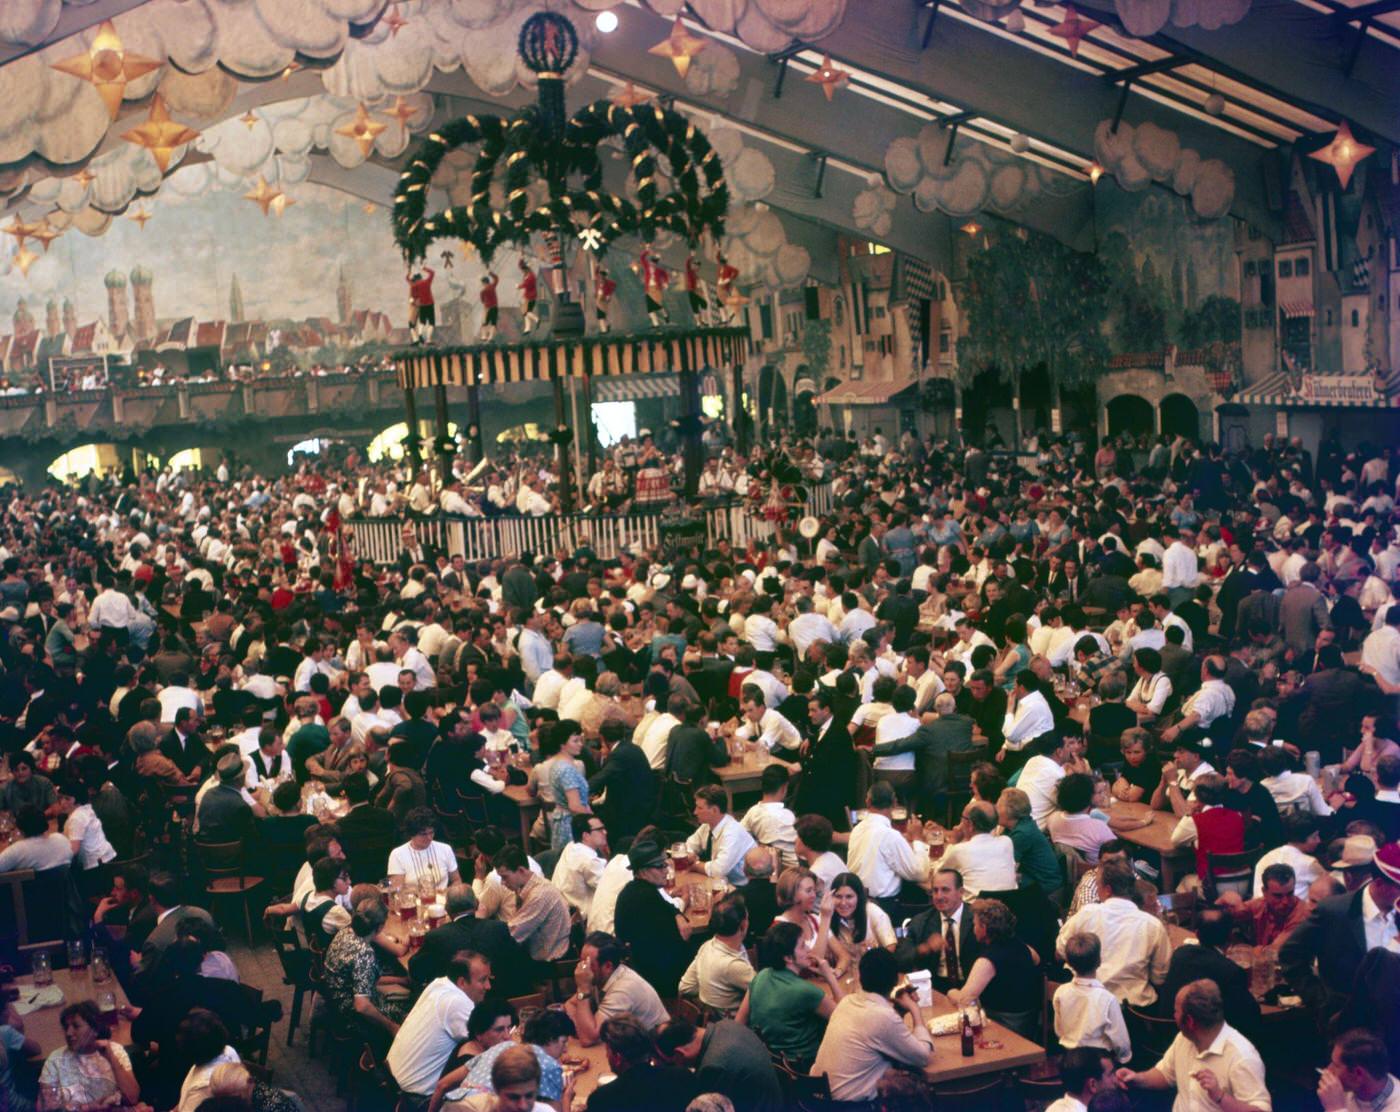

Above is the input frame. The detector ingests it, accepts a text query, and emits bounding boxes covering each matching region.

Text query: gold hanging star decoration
[1308,120,1374,190]
[363,201,379,215]
[960,220,982,236]
[1050,6,1100,58]
[28,220,61,252]
[382,4,409,37]
[805,53,849,101]
[336,103,388,157]
[50,19,162,120]
[3,218,38,244]
[244,175,288,217]
[610,81,652,109]
[12,244,38,277]
[281,62,302,81]
[648,17,706,79]
[270,192,296,217]
[128,207,152,230]
[121,95,199,173]
[239,110,260,129]
[74,169,95,187]
[384,96,417,129]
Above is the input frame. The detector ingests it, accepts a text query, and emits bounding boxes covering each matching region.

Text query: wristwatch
[575,990,590,1001]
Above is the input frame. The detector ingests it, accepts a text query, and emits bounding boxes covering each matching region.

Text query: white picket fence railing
[347,483,834,564]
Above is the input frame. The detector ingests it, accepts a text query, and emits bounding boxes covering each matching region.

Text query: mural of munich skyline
[0,178,445,343]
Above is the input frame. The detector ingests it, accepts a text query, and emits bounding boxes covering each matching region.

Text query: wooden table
[1107,799,1193,892]
[501,783,540,847]
[16,969,131,1060]
[1163,923,1295,1020]
[715,748,799,811]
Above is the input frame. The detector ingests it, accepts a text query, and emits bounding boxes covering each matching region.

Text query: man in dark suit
[407,881,531,996]
[1281,845,1400,1018]
[686,634,735,710]
[1279,562,1332,657]
[740,847,779,945]
[665,702,728,786]
[871,692,973,813]
[1160,908,1259,1036]
[335,772,398,882]
[893,866,981,993]
[160,706,206,780]
[588,719,659,842]
[793,689,858,830]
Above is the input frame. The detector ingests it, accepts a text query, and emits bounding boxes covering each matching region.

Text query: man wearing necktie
[892,867,982,993]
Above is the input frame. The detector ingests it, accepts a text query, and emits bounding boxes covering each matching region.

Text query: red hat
[1376,841,1400,885]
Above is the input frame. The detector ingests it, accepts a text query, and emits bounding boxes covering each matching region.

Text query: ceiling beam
[1329,0,1400,22]
[793,0,1275,230]
[1101,56,1190,83]
[1077,0,1400,145]
[0,0,151,67]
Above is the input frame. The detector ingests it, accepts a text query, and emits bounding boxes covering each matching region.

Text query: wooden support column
[433,383,451,486]
[465,383,484,464]
[402,385,421,468]
[731,361,748,455]
[552,371,575,514]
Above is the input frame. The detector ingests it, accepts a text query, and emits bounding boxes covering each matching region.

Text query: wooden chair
[0,866,83,952]
[548,958,576,1002]
[195,838,266,943]
[232,983,273,1067]
[271,924,314,1046]
[1204,847,1261,901]
[667,997,701,1025]
[930,1072,1009,1109]
[508,991,549,1014]
[1017,1055,1065,1111]
[1127,1004,1180,1066]
[945,747,989,825]
[1051,843,1091,912]
[771,1056,830,1112]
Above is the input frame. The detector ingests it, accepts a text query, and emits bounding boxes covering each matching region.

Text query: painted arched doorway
[1160,393,1201,441]
[1106,395,1154,438]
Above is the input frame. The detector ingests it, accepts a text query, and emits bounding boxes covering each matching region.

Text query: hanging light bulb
[1088,161,1104,185]
[595,10,618,33]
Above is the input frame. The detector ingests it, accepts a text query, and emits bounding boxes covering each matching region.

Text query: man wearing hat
[1280,841,1400,1018]
[195,752,256,842]
[612,841,693,998]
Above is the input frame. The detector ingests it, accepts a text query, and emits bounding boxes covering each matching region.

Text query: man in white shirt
[683,786,756,888]
[787,596,838,661]
[551,814,609,918]
[1161,657,1235,745]
[939,801,1016,897]
[677,893,754,1014]
[1258,747,1332,817]
[1253,812,1323,898]
[531,654,579,712]
[638,694,685,771]
[385,955,493,1100]
[795,813,847,896]
[1161,527,1201,603]
[390,628,435,691]
[1017,737,1068,828]
[1116,978,1271,1111]
[733,693,803,758]
[811,949,933,1102]
[516,610,554,689]
[846,782,930,910]
[739,764,799,871]
[1057,858,1171,1007]
[1000,672,1056,765]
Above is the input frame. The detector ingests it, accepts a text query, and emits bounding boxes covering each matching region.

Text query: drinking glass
[90,948,111,986]
[97,990,118,1021]
[396,889,418,922]
[689,885,711,917]
[67,940,87,972]
[31,951,52,987]
[408,921,428,951]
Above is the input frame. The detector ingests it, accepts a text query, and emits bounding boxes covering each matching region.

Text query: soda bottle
[960,1009,974,1057]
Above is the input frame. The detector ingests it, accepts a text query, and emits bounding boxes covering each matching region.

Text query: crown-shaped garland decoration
[392,11,729,269]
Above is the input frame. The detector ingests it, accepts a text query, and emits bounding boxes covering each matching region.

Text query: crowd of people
[0,422,1397,1112]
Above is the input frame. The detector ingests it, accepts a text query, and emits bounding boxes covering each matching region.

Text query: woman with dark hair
[735,921,841,1070]
[826,872,895,975]
[321,896,408,1035]
[38,1000,139,1111]
[547,720,591,850]
[947,898,1044,1040]
[175,1007,240,1112]
[386,806,460,890]
[1047,772,1117,863]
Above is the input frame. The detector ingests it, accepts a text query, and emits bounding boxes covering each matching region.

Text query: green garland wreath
[392,100,728,264]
